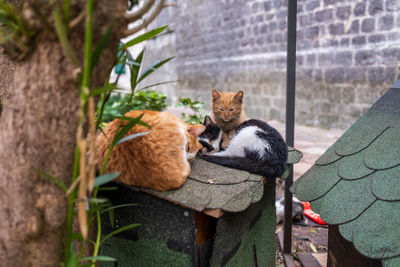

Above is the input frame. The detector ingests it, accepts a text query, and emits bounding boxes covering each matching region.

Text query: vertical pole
[283,0,297,255]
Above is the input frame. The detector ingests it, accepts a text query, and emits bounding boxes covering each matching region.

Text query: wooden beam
[297,252,322,267]
[277,231,296,267]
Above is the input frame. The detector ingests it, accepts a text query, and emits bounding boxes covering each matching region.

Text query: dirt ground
[275,181,329,266]
[275,224,328,266]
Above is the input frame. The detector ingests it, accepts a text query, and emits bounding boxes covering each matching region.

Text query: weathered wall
[144,0,400,129]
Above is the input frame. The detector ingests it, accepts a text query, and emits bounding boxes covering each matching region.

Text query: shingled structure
[100,147,302,266]
[292,81,400,266]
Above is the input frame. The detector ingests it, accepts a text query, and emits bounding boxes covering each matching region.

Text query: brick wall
[143,0,400,129]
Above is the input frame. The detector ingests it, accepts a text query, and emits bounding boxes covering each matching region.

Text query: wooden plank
[277,231,296,267]
[298,252,321,267]
[283,253,296,267]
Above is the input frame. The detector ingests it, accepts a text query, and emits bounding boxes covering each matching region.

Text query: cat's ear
[188,124,206,137]
[203,115,213,126]
[234,90,244,103]
[212,89,221,101]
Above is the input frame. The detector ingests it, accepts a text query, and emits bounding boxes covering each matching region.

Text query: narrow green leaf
[116,131,151,145]
[96,91,113,127]
[81,0,94,89]
[119,25,168,50]
[89,83,117,98]
[111,114,147,147]
[108,208,115,228]
[79,256,116,262]
[88,203,111,216]
[71,232,83,241]
[129,49,144,92]
[137,80,177,91]
[89,198,108,203]
[101,223,140,244]
[94,173,120,187]
[136,57,174,84]
[35,169,67,192]
[66,250,77,267]
[100,203,138,215]
[53,5,79,66]
[64,0,70,27]
[0,16,19,31]
[91,23,114,72]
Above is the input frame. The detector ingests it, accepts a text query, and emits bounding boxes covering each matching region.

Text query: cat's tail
[200,155,286,178]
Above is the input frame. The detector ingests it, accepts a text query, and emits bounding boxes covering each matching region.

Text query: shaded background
[126,0,400,130]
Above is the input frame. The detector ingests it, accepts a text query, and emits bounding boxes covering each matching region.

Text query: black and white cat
[198,116,288,178]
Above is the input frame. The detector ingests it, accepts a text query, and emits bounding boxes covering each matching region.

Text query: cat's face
[198,116,223,155]
[212,89,243,122]
[185,124,206,160]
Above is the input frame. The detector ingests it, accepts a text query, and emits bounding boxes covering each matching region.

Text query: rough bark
[0,1,127,266]
[0,55,15,100]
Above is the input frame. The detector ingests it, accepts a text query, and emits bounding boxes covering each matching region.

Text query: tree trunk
[0,54,14,100]
[0,1,126,266]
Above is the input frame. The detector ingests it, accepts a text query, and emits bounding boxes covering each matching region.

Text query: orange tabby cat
[95,110,205,191]
[210,89,246,149]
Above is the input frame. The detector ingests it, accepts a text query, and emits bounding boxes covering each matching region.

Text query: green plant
[0,0,35,59]
[1,0,171,266]
[176,97,206,124]
[88,25,173,267]
[133,90,168,111]
[34,6,172,267]
[99,90,168,122]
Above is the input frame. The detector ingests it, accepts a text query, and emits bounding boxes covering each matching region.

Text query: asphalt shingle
[292,84,400,265]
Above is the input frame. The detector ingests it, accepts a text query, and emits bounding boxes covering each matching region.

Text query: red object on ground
[302,202,327,225]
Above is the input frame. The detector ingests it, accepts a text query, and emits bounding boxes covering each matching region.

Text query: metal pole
[283,0,297,255]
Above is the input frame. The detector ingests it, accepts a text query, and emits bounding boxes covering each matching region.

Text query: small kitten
[96,110,205,191]
[210,89,246,149]
[199,116,288,178]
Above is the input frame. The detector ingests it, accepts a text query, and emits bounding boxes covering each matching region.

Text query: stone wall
[142,0,400,129]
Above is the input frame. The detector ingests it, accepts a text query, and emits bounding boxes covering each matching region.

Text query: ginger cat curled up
[95,110,205,191]
[210,89,246,149]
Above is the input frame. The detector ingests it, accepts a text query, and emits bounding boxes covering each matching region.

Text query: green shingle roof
[291,83,400,266]
[287,146,303,165]
[136,146,302,214]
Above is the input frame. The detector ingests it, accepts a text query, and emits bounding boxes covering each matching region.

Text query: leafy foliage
[1,0,173,266]
[176,97,206,124]
[59,16,171,267]
[99,90,168,122]
[0,0,34,59]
